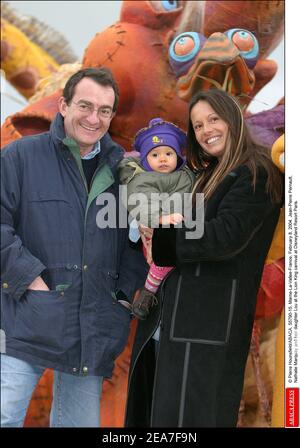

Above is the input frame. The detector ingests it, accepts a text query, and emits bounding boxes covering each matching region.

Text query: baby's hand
[159,213,184,225]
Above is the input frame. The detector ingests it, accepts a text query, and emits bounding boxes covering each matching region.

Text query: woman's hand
[145,240,153,265]
[139,224,153,265]
[159,213,184,225]
[139,224,154,239]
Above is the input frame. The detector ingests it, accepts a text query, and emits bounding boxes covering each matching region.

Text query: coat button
[82,366,88,374]
[2,283,8,289]
[83,265,88,271]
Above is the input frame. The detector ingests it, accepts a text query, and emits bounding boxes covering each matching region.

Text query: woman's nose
[203,122,213,133]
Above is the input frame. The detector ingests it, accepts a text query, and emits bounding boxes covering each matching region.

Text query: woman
[125,89,283,427]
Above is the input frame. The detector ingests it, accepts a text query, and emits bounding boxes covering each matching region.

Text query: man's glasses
[71,100,114,119]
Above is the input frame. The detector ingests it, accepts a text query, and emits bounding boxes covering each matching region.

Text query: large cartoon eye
[161,1,179,11]
[225,29,259,68]
[169,32,205,62]
[169,32,206,77]
[150,1,182,13]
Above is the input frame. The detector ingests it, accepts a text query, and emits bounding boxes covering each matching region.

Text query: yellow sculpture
[1,1,76,98]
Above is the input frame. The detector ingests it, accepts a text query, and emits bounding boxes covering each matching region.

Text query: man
[1,68,148,427]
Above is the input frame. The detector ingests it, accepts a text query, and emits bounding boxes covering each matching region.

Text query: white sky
[1,0,284,123]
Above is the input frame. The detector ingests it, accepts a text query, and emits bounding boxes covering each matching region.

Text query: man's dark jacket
[1,113,147,377]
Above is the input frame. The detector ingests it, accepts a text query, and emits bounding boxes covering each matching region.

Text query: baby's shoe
[132,288,158,320]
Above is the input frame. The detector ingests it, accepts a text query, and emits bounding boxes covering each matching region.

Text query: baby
[118,118,194,319]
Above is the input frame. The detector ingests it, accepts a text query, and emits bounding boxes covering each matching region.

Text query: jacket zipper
[79,163,103,374]
[124,268,174,425]
[79,158,122,374]
[149,266,181,426]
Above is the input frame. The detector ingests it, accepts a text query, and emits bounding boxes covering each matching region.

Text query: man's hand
[159,213,184,225]
[28,276,49,291]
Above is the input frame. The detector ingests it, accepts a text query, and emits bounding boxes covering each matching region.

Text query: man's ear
[58,96,67,117]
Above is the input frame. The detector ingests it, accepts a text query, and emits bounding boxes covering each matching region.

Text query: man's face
[59,77,115,155]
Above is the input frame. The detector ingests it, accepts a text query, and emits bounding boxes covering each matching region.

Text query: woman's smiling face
[190,100,229,160]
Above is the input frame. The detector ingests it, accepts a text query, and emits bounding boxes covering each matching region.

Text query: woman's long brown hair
[187,89,283,204]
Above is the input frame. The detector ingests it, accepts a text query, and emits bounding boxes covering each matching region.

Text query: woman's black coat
[125,165,281,427]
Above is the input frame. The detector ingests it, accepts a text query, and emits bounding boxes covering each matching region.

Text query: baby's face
[146,146,177,173]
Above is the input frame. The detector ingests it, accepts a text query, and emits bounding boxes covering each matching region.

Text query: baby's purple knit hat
[133,118,187,171]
